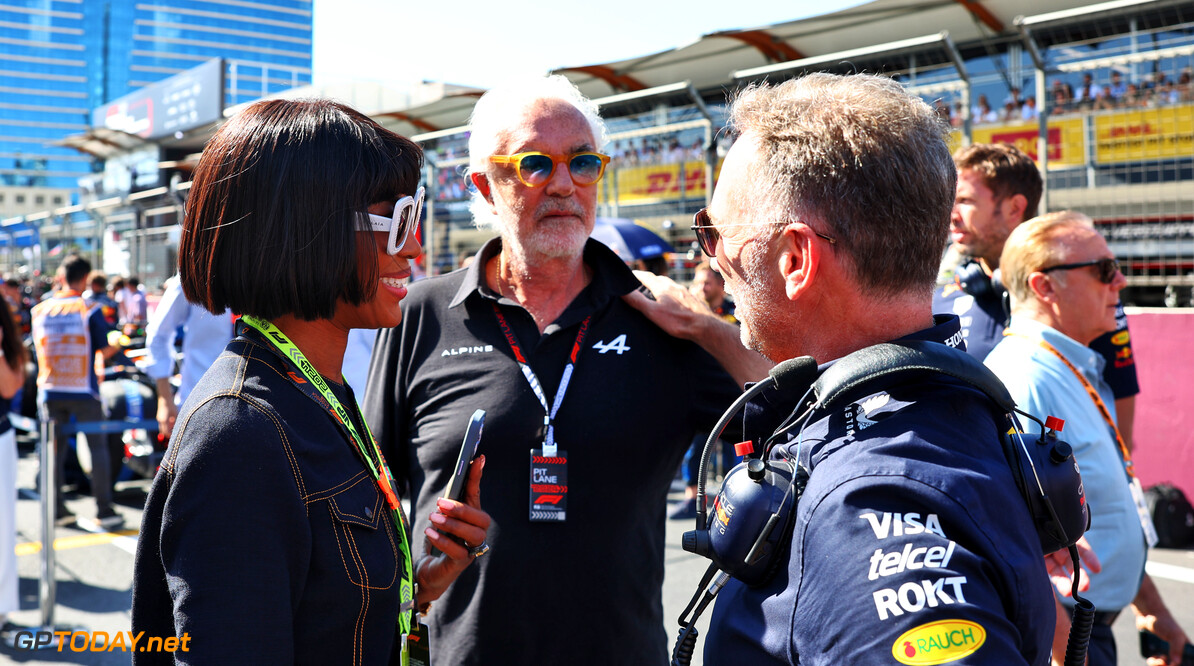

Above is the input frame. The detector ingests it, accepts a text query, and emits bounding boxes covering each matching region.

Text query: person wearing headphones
[131,98,491,664]
[934,143,1141,450]
[663,74,1056,664]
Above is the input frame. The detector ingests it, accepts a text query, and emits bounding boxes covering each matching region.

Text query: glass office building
[1,0,312,212]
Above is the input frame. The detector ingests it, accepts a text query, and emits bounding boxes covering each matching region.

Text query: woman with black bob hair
[132,98,491,664]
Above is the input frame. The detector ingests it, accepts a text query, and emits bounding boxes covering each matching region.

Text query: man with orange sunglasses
[364,76,768,665]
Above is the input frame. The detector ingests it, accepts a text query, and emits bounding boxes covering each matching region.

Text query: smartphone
[443,409,484,502]
[1140,629,1194,665]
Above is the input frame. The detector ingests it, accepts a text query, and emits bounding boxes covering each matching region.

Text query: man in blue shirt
[694,73,1055,664]
[986,211,1187,666]
[934,143,1141,449]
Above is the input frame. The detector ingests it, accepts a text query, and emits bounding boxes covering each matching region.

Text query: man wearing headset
[934,143,1141,450]
[986,212,1188,666]
[684,74,1055,664]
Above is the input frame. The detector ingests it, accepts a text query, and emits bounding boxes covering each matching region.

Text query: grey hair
[727,73,956,297]
[466,75,608,229]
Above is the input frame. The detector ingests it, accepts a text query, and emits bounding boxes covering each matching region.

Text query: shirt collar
[895,314,965,348]
[743,314,966,444]
[1006,316,1104,374]
[448,236,641,309]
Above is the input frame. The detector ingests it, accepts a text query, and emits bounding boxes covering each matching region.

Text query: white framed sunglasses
[357,186,425,255]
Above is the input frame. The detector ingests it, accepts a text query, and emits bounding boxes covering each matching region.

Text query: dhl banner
[1093,104,1194,163]
[601,160,723,205]
[972,117,1086,167]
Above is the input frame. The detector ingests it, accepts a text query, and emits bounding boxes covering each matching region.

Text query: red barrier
[1126,310,1194,495]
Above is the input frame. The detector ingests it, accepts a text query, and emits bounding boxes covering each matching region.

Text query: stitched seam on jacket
[162,350,242,472]
[355,550,366,666]
[233,340,250,394]
[240,338,369,510]
[329,512,367,665]
[305,469,371,504]
[327,497,398,591]
[327,481,384,526]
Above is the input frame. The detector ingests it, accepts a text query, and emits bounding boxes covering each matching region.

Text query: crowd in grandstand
[931,67,1194,127]
[608,136,706,167]
[418,66,1194,206]
[434,167,470,201]
[1049,69,1194,114]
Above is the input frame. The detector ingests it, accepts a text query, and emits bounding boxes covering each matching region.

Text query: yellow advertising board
[1093,104,1194,163]
[947,129,963,156]
[601,160,722,205]
[972,116,1087,167]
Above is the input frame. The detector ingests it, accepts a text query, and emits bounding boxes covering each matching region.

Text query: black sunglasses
[1039,257,1121,284]
[690,208,836,258]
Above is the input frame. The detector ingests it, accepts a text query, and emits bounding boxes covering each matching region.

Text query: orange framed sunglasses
[489,151,610,187]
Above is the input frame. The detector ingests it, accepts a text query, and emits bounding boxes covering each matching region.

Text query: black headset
[670,341,1092,665]
[955,259,996,298]
[955,260,1011,324]
[684,340,1088,582]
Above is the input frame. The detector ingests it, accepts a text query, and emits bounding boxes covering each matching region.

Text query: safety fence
[1,416,157,651]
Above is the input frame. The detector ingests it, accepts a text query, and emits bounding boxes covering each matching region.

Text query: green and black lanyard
[239,316,419,657]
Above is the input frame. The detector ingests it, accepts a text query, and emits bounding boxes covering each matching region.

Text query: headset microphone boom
[670,342,1094,666]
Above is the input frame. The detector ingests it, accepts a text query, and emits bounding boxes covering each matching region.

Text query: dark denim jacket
[132,336,404,665]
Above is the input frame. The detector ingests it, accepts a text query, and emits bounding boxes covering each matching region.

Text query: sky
[312,0,868,91]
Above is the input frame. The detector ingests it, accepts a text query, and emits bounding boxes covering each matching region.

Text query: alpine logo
[440,345,495,357]
[593,334,631,355]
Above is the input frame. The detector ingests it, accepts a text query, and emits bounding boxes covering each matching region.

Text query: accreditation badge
[1129,476,1160,548]
[407,622,430,666]
[530,448,568,522]
[395,623,430,666]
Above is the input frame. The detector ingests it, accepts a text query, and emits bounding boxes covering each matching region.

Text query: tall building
[0,0,313,218]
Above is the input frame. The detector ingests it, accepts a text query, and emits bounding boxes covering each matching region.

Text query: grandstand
[6,0,1194,306]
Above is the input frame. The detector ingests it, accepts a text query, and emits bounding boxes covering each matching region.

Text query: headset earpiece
[999,424,1090,554]
[683,459,802,587]
[683,341,1087,592]
[955,261,992,298]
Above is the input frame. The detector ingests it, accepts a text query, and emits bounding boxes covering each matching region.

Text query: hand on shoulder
[622,270,715,341]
